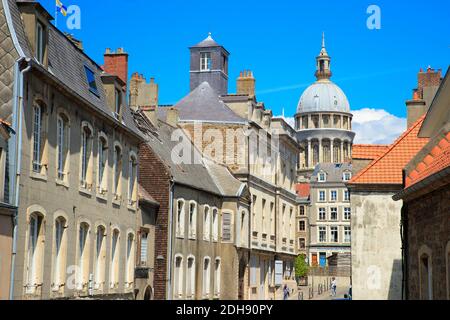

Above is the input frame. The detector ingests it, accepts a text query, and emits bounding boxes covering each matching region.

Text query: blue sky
[40,0,449,142]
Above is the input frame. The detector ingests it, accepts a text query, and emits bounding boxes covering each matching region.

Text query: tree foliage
[295,254,309,278]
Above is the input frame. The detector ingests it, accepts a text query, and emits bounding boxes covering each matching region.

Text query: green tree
[295,254,309,278]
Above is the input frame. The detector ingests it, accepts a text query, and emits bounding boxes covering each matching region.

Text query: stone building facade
[1,0,143,299]
[155,34,300,300]
[393,67,450,300]
[133,106,250,300]
[308,163,352,267]
[348,67,442,300]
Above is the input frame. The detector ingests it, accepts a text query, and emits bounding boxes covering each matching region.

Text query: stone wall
[351,191,403,300]
[406,183,450,300]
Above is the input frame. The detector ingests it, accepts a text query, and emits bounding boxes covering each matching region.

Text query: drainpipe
[166,179,175,300]
[9,58,31,300]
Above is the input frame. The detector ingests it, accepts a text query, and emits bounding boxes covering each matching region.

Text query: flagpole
[55,4,58,28]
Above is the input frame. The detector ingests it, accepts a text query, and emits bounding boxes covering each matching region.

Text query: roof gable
[349,116,429,185]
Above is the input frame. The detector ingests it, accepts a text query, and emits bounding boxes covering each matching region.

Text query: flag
[56,0,68,17]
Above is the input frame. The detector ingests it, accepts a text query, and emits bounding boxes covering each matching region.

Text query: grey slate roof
[311,163,352,183]
[160,82,246,123]
[133,110,244,197]
[7,0,141,137]
[190,33,221,48]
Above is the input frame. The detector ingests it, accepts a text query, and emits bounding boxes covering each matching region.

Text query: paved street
[291,285,350,301]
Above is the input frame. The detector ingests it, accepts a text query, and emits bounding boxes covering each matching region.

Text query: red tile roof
[405,131,450,187]
[349,116,429,185]
[352,144,390,160]
[296,183,310,198]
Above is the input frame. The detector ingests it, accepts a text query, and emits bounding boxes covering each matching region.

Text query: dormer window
[35,20,45,64]
[200,52,212,71]
[84,66,99,96]
[318,171,326,182]
[115,88,122,118]
[343,171,352,182]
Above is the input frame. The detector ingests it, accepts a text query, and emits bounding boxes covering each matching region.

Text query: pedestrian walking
[330,277,337,297]
[283,285,290,300]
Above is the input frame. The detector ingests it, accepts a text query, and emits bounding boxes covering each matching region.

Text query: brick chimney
[237,70,256,97]
[406,67,442,128]
[104,48,129,91]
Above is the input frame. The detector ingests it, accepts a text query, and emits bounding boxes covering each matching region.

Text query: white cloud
[352,108,406,144]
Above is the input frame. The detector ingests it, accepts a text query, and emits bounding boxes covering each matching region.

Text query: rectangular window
[140,232,148,266]
[35,21,45,63]
[344,207,351,220]
[344,190,350,201]
[298,220,306,231]
[298,238,306,249]
[200,52,212,71]
[80,126,92,187]
[113,145,122,196]
[299,206,305,216]
[319,190,326,202]
[84,66,99,95]
[319,226,326,243]
[331,190,337,201]
[318,208,326,221]
[344,226,351,243]
[222,212,232,242]
[331,226,338,243]
[330,208,338,220]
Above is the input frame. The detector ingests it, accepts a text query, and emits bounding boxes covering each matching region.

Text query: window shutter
[221,212,232,242]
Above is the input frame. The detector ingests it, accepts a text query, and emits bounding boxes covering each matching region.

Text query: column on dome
[340,141,344,162]
[307,139,312,168]
[318,139,323,163]
[330,140,334,164]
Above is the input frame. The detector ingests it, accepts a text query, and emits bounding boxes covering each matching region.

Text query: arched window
[418,246,433,300]
[203,257,211,299]
[186,256,195,299]
[97,133,108,195]
[110,228,120,289]
[113,143,123,199]
[25,212,45,295]
[333,141,341,163]
[94,225,106,291]
[203,206,211,241]
[80,122,93,189]
[323,141,331,163]
[52,216,67,292]
[188,201,197,239]
[214,258,221,298]
[174,255,183,298]
[32,101,47,175]
[125,232,135,289]
[56,113,70,182]
[312,144,319,166]
[212,208,219,242]
[176,200,185,238]
[77,222,90,291]
[128,153,138,206]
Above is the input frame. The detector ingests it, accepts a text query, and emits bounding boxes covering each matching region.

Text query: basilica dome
[297,80,350,113]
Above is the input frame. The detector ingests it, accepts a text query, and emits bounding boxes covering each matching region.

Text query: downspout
[9,58,31,300]
[166,179,175,300]
[400,169,408,300]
